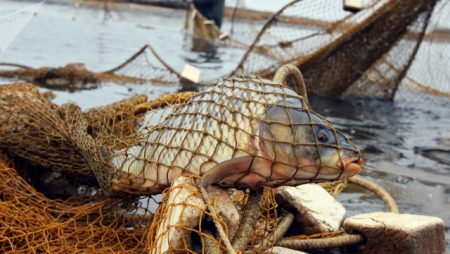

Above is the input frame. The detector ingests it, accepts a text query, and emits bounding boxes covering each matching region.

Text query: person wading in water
[192,0,225,28]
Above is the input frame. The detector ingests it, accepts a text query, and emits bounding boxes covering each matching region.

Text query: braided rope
[273,64,307,100]
[277,233,365,250]
[348,176,399,213]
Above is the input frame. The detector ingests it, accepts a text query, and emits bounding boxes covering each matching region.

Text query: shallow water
[309,95,450,250]
[1,0,449,251]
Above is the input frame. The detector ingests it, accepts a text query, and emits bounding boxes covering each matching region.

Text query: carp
[110,76,362,194]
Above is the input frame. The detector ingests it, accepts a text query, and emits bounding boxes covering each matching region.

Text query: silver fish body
[110,77,362,194]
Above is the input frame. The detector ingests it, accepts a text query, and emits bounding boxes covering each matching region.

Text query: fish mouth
[300,153,362,180]
[337,155,363,177]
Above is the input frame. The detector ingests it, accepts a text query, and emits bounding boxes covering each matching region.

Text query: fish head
[258,103,362,185]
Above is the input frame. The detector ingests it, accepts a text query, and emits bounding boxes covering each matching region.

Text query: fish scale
[110,76,361,194]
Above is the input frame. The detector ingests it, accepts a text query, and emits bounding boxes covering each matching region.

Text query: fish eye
[317,132,328,143]
[317,129,332,143]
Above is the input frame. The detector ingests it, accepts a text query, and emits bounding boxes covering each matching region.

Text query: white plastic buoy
[343,0,364,12]
[181,63,201,83]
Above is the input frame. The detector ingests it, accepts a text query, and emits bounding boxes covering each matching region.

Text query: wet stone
[343,212,446,254]
[275,184,346,235]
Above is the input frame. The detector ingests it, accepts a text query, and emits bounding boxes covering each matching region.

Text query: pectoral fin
[201,156,254,188]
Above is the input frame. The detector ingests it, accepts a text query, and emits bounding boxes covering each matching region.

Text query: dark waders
[192,0,225,28]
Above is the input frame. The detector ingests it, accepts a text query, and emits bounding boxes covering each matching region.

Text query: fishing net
[0,82,196,195]
[0,66,360,253]
[1,0,448,102]
[0,46,179,90]
[148,0,450,102]
[0,62,145,90]
[110,0,450,102]
[0,152,156,253]
[224,0,444,101]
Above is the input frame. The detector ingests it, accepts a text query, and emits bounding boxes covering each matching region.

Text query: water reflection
[183,35,224,65]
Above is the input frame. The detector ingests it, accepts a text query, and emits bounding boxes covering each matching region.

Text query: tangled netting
[189,0,449,102]
[0,0,448,102]
[152,0,450,102]
[0,66,360,253]
[0,46,177,90]
[225,0,439,98]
